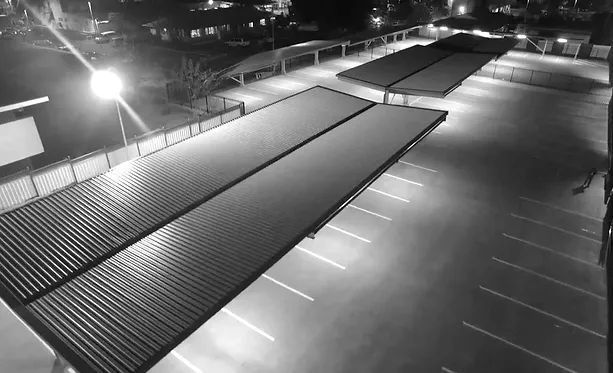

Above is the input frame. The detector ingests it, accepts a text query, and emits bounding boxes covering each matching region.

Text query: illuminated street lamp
[458,5,466,14]
[90,70,127,148]
[516,34,527,39]
[557,37,568,43]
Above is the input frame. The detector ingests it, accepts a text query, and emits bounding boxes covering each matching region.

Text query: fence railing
[474,63,609,96]
[0,102,244,212]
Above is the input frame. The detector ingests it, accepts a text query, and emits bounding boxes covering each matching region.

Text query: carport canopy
[224,39,349,80]
[336,32,515,99]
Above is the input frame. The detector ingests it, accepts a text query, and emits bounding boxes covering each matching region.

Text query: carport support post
[239,73,244,86]
[341,45,346,57]
[573,44,580,61]
[392,34,397,43]
[314,50,320,65]
[402,95,409,105]
[383,90,390,104]
[281,59,287,74]
[541,39,547,58]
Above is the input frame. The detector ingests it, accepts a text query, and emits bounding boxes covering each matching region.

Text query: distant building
[143,6,272,42]
[0,0,13,16]
[40,0,96,33]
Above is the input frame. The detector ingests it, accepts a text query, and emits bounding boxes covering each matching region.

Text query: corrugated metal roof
[224,40,350,78]
[0,86,372,304]
[336,45,452,89]
[336,34,515,96]
[28,103,446,373]
[390,53,497,97]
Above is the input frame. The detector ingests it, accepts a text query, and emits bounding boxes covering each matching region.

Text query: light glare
[440,26,449,31]
[91,70,122,99]
[517,34,527,39]
[557,38,568,43]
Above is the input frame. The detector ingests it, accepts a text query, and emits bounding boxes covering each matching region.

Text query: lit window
[260,18,266,26]
[249,22,254,28]
[191,29,202,38]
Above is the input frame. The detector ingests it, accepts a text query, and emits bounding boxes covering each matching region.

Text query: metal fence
[0,103,244,212]
[474,63,609,96]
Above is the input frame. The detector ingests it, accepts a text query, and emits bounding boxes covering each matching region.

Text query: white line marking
[231,92,263,101]
[441,367,460,373]
[171,351,203,373]
[246,86,280,96]
[221,308,275,342]
[348,204,392,221]
[479,285,605,339]
[262,274,314,301]
[383,173,423,186]
[491,257,605,300]
[398,160,438,173]
[510,213,601,244]
[367,187,410,203]
[462,321,578,373]
[0,296,54,356]
[518,196,601,222]
[325,224,371,243]
[410,96,423,105]
[502,233,601,269]
[295,245,346,270]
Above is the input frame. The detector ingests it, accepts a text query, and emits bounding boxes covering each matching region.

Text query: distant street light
[90,70,127,148]
[458,5,466,14]
[516,34,527,39]
[439,26,449,31]
[427,23,435,28]
[271,16,276,50]
[524,0,530,23]
[557,37,568,43]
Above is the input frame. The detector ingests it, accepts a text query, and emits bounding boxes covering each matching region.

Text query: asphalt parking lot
[0,37,608,373]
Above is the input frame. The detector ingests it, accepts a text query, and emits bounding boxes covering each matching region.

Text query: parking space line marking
[518,196,600,222]
[171,351,203,373]
[462,321,578,373]
[441,367,460,373]
[398,160,438,173]
[295,246,346,270]
[491,257,605,301]
[231,92,263,102]
[383,173,423,186]
[221,308,275,342]
[348,204,392,221]
[510,213,601,244]
[502,233,601,269]
[325,224,371,243]
[367,187,410,203]
[409,96,423,106]
[479,285,606,339]
[262,274,314,301]
[246,86,280,96]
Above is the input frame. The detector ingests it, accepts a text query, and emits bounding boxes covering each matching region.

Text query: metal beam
[0,97,49,113]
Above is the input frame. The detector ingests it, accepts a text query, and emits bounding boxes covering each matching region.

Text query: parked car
[225,37,250,47]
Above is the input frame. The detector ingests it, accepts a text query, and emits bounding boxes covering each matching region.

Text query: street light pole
[271,16,275,50]
[524,0,530,24]
[115,99,128,148]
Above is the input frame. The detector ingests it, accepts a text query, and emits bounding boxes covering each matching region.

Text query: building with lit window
[143,6,271,42]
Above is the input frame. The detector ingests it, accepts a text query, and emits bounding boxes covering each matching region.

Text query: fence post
[240,102,246,115]
[529,70,534,84]
[492,64,498,79]
[163,128,168,147]
[223,97,227,111]
[371,47,373,59]
[136,138,141,156]
[509,67,515,82]
[205,95,209,113]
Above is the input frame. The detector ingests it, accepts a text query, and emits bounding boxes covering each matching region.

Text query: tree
[291,0,375,32]
[176,56,219,109]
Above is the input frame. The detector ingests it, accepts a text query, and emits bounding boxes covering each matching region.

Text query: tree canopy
[291,0,375,31]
